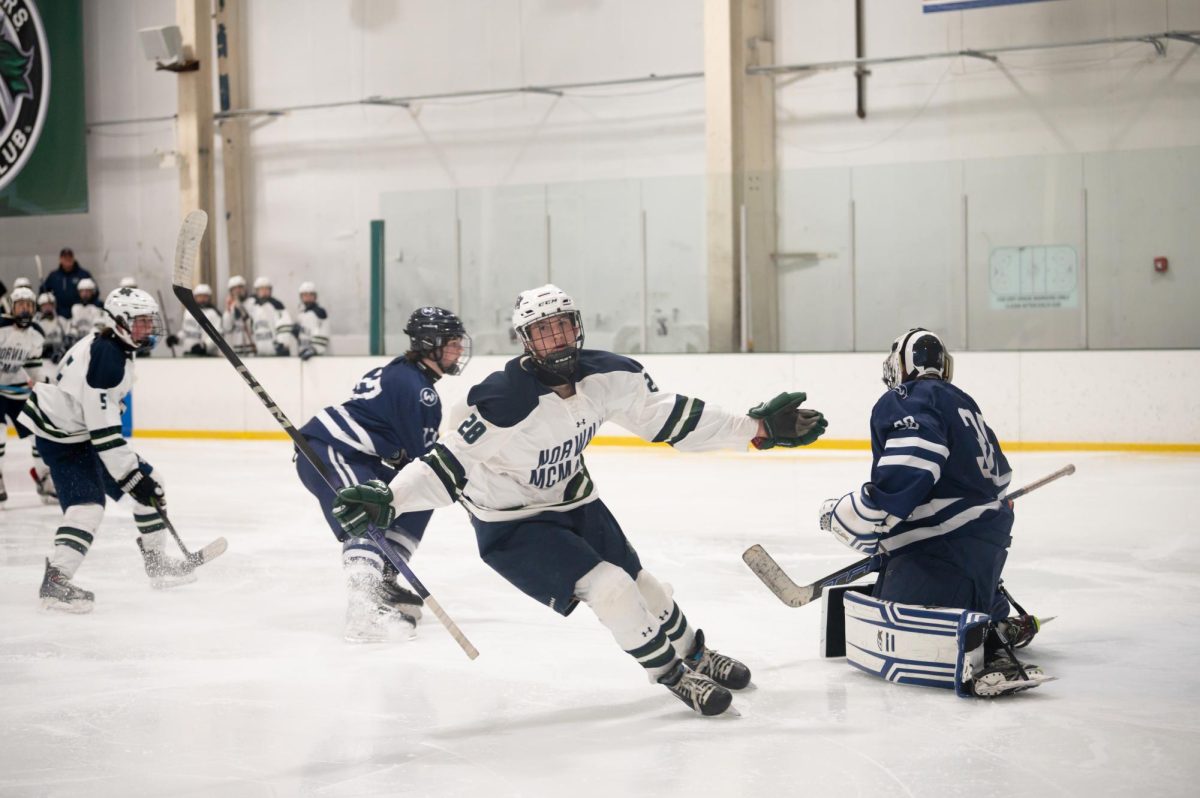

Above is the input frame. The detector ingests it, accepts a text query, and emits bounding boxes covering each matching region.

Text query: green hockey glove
[332,479,396,538]
[748,391,828,449]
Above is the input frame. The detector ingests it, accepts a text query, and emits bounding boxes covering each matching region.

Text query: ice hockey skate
[136,538,198,589]
[684,629,752,690]
[39,559,94,613]
[658,661,735,716]
[343,567,420,643]
[995,614,1052,649]
[969,653,1055,697]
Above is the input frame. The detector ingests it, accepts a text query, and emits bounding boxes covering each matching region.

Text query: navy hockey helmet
[882,327,954,390]
[512,284,583,380]
[404,306,471,376]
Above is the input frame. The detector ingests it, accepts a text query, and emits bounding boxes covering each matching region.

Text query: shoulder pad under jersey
[467,357,551,428]
[86,335,130,390]
[576,349,644,378]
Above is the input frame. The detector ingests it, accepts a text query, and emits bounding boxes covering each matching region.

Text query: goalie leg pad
[843,591,988,697]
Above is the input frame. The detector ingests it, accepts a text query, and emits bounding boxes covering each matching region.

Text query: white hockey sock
[636,569,696,657]
[50,503,104,578]
[342,537,385,577]
[576,563,678,682]
[383,529,419,563]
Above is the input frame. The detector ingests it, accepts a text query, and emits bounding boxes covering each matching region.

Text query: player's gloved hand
[290,323,302,338]
[120,467,166,512]
[187,343,205,355]
[748,391,828,449]
[274,342,289,357]
[299,346,316,361]
[819,491,895,555]
[332,480,396,537]
[166,334,180,347]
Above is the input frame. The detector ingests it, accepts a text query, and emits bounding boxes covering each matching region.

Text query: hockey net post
[172,210,479,659]
[744,464,1076,609]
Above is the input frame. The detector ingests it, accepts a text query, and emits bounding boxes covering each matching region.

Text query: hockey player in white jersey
[69,278,103,340]
[0,287,44,503]
[222,275,255,355]
[20,288,197,612]
[169,283,221,356]
[1,276,34,314]
[333,284,829,716]
[35,292,73,366]
[294,282,329,360]
[248,277,293,356]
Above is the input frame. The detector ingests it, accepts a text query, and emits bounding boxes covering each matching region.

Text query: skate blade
[41,597,94,614]
[974,674,1056,697]
[150,572,199,590]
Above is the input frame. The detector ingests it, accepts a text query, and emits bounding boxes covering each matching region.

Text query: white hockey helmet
[13,276,32,289]
[253,276,272,290]
[103,287,165,350]
[36,291,55,307]
[228,275,247,290]
[194,283,213,297]
[119,276,138,288]
[9,286,36,326]
[78,278,98,294]
[512,284,583,379]
[298,281,317,295]
[883,327,954,390]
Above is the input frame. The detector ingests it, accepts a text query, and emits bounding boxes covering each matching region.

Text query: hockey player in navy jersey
[295,307,470,642]
[819,327,1048,696]
[331,284,828,716]
[20,288,197,612]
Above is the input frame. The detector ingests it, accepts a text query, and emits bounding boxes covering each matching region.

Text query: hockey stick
[170,210,479,660]
[156,501,228,569]
[744,464,1076,608]
[156,289,178,357]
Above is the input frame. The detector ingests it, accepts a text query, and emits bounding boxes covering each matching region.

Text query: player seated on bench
[817,328,1052,697]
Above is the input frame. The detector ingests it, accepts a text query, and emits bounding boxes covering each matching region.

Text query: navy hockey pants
[872,532,1011,624]
[294,438,431,545]
[1,395,32,438]
[471,499,643,616]
[37,437,153,511]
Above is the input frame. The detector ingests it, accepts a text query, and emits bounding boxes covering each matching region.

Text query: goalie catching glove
[332,480,396,538]
[748,391,828,449]
[819,488,899,555]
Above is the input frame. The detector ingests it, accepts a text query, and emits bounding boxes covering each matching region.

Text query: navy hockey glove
[165,334,180,348]
[299,346,316,361]
[332,480,396,538]
[119,467,166,511]
[748,391,828,449]
[274,342,289,357]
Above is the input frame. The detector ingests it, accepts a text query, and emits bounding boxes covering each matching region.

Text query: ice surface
[2,441,1198,797]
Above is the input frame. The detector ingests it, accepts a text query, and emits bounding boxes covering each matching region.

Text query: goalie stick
[744,464,1076,608]
[170,210,479,660]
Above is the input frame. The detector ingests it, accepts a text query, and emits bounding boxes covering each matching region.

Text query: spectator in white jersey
[249,276,293,356]
[294,281,329,360]
[70,278,103,340]
[332,284,829,717]
[222,275,254,355]
[169,283,221,356]
[0,287,44,503]
[35,292,72,366]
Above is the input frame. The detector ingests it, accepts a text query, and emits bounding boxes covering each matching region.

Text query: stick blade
[173,210,208,288]
[742,544,815,608]
[185,537,228,569]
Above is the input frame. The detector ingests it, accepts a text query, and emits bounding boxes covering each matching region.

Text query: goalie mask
[103,287,165,351]
[512,284,583,380]
[404,306,471,377]
[882,327,954,390]
[9,286,36,327]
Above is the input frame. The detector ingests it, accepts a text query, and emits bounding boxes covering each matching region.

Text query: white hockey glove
[819,489,897,555]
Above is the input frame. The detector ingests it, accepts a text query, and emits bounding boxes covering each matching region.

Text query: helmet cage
[516,309,584,378]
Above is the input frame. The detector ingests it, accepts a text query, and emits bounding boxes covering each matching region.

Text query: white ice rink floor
[2,440,1198,797]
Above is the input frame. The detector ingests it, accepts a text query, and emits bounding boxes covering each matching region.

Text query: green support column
[370,219,385,355]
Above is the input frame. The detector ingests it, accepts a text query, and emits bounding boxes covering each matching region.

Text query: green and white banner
[0,0,86,217]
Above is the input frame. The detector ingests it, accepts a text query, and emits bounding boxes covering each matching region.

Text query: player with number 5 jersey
[295,306,471,642]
